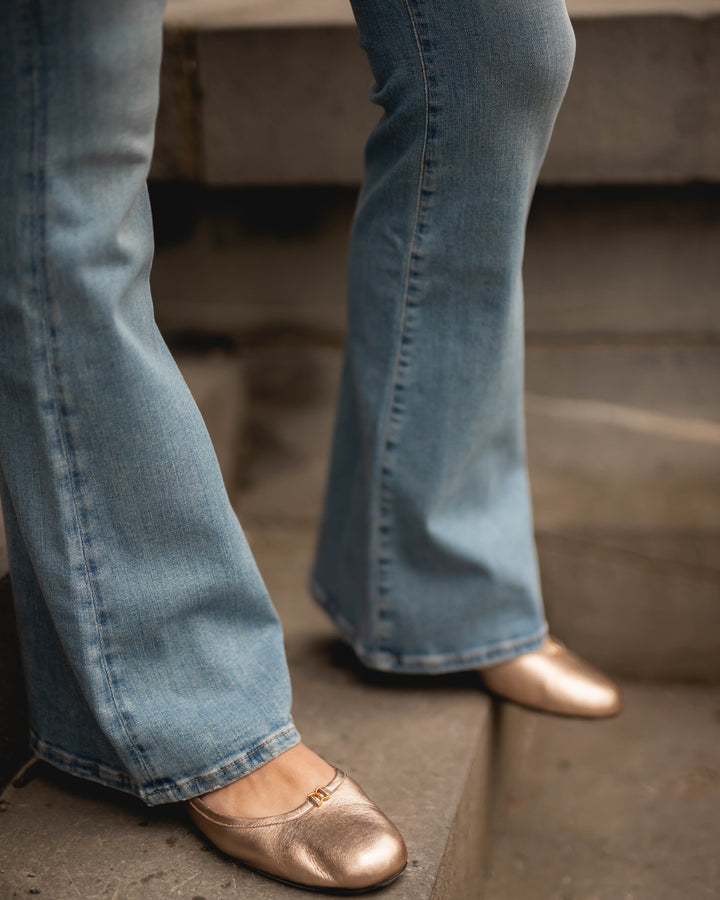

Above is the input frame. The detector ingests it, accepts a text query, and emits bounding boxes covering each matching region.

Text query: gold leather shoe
[186,769,407,893]
[479,638,623,718]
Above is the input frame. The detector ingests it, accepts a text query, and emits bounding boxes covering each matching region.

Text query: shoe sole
[197,831,408,895]
[249,861,408,894]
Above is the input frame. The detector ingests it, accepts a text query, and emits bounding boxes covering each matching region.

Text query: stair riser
[152,15,720,185]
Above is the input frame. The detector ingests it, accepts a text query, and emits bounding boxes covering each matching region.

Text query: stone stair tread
[164,0,719,30]
[153,5,720,186]
[485,683,720,899]
[0,526,491,899]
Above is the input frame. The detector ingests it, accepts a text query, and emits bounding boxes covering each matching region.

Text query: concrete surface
[174,347,247,488]
[150,187,351,341]
[485,684,720,898]
[164,0,720,30]
[0,527,492,899]
[523,186,720,338]
[152,2,720,184]
[0,336,492,898]
[151,185,720,341]
[545,15,720,184]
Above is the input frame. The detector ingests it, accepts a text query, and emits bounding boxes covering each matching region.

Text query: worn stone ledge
[152,3,720,184]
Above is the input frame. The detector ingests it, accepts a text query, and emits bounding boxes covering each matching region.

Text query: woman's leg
[0,0,302,805]
[313,0,576,672]
[0,3,408,888]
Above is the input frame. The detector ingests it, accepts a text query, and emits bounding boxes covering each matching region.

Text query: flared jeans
[0,0,575,804]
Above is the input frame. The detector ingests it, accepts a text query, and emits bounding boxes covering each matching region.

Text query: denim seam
[312,577,548,673]
[368,0,434,655]
[140,725,300,802]
[25,1,154,789]
[358,625,549,673]
[31,731,135,793]
[32,724,301,804]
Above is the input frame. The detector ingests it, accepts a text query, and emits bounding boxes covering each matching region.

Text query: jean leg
[0,0,299,803]
[313,0,575,672]
[0,471,131,786]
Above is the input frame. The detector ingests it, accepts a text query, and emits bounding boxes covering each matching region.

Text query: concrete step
[0,344,491,894]
[0,526,491,898]
[4,677,719,900]
[485,683,720,899]
[229,344,720,683]
[149,184,720,680]
[1,180,718,896]
[149,184,720,343]
[152,0,720,184]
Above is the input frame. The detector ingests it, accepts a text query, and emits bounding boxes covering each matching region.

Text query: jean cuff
[31,723,302,806]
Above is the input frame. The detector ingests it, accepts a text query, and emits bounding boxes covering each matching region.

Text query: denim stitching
[369,0,436,656]
[26,0,154,788]
[314,575,548,674]
[141,726,299,801]
[33,724,300,804]
[31,732,135,794]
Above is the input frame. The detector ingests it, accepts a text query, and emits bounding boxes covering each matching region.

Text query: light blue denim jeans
[0,0,574,804]
[0,0,299,805]
[313,0,575,672]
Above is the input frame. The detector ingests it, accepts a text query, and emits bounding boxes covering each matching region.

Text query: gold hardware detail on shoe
[307,787,332,807]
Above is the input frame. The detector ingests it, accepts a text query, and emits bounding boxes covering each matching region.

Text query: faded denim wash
[0,0,299,805]
[0,0,575,804]
[312,0,575,671]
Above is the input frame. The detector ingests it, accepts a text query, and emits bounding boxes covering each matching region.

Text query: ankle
[201,743,335,819]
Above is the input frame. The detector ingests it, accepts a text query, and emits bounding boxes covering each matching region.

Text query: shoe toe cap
[480,639,624,718]
[315,799,408,890]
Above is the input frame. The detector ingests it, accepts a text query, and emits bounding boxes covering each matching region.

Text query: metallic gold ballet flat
[186,769,407,893]
[479,637,623,718]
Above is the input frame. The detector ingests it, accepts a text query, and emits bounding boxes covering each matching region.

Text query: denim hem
[310,577,548,674]
[31,731,138,797]
[143,725,302,806]
[31,723,302,806]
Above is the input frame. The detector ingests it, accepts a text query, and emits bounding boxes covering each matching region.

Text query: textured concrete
[485,684,720,898]
[523,186,720,339]
[165,0,357,29]
[164,0,720,30]
[150,186,720,341]
[150,187,351,342]
[525,346,720,531]
[230,347,340,526]
[197,28,373,186]
[537,531,720,681]
[546,15,720,184]
[152,2,720,184]
[0,528,491,899]
[0,340,492,899]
